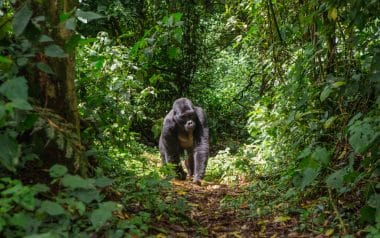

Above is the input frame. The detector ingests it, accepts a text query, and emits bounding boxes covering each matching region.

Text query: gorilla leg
[193,149,208,184]
[159,133,187,180]
[185,150,194,177]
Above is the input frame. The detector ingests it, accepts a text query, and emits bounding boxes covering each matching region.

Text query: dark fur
[159,98,209,184]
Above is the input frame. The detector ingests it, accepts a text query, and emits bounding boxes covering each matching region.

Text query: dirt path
[160,180,309,238]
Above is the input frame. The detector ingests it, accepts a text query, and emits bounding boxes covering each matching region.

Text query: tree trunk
[29,0,85,174]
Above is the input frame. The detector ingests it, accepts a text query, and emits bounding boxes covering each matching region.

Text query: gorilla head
[173,98,196,133]
[159,98,209,184]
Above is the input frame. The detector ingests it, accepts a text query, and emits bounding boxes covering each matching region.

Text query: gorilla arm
[192,106,209,184]
[159,110,187,179]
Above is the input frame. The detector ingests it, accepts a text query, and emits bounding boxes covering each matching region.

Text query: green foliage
[348,112,380,154]
[0,165,128,237]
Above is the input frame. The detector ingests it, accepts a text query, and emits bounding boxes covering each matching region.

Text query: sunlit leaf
[331,81,346,88]
[0,55,12,64]
[274,216,291,222]
[324,116,337,129]
[325,228,334,236]
[75,9,103,23]
[328,8,338,21]
[320,86,333,102]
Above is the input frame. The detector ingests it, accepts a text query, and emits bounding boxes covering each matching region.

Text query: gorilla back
[159,98,209,184]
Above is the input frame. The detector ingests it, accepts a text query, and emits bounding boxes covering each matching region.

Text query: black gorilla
[159,98,209,184]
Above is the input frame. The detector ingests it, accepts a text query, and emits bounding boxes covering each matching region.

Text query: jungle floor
[155,179,311,238]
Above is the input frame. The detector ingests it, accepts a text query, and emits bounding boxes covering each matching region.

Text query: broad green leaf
[39,35,54,43]
[367,194,380,209]
[44,44,66,58]
[72,189,100,204]
[299,156,320,170]
[40,201,65,216]
[90,202,120,230]
[172,12,183,23]
[326,168,347,191]
[65,17,76,30]
[0,55,12,64]
[36,62,55,74]
[49,164,68,177]
[12,4,33,37]
[312,147,330,166]
[320,86,333,102]
[11,99,33,110]
[20,113,39,130]
[75,9,103,23]
[0,132,21,172]
[297,147,311,159]
[359,206,375,223]
[348,118,380,154]
[19,189,36,210]
[68,200,86,215]
[32,183,50,193]
[294,167,320,189]
[17,57,28,66]
[59,12,71,22]
[9,212,32,230]
[94,176,113,188]
[348,113,362,127]
[0,76,28,101]
[168,47,180,59]
[61,174,95,189]
[300,168,319,189]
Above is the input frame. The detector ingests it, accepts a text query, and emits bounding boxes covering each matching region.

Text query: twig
[328,188,347,234]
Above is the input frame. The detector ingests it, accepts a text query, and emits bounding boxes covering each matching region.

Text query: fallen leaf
[231,231,243,238]
[325,228,334,236]
[176,190,187,195]
[274,216,291,223]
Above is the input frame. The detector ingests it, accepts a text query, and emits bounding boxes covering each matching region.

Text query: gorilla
[159,98,209,184]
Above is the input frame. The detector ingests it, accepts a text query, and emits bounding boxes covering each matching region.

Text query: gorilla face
[173,99,197,133]
[176,111,196,132]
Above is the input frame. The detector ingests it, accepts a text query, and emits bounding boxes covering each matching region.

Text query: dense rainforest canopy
[0,0,379,237]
